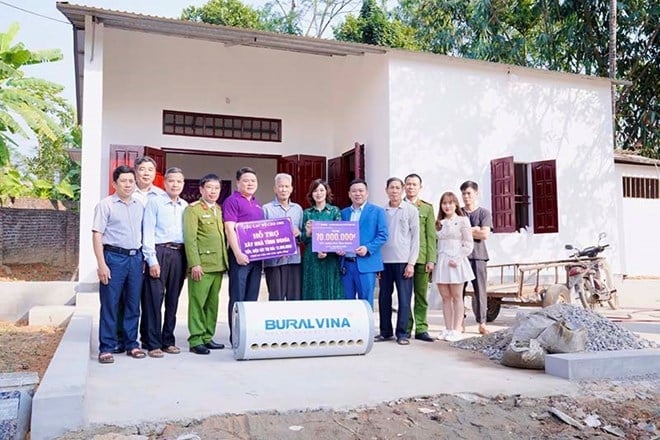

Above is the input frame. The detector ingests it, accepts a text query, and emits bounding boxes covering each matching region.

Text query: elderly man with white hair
[262,173,304,301]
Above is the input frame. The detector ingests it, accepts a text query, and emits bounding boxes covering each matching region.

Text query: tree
[334,0,420,49]
[395,0,659,157]
[183,0,360,37]
[182,0,264,29]
[0,23,71,166]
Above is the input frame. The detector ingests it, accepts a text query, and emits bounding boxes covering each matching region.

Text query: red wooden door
[328,156,348,208]
[144,146,166,189]
[277,154,326,207]
[353,142,365,180]
[297,155,326,208]
[531,160,558,234]
[109,145,143,195]
[490,156,515,233]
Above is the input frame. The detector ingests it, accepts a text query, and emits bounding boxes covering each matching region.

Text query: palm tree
[0,22,69,166]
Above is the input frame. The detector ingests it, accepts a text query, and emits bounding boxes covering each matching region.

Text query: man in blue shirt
[92,166,145,363]
[141,167,188,357]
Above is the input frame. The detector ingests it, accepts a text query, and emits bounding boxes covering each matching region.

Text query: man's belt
[157,242,184,251]
[103,245,141,256]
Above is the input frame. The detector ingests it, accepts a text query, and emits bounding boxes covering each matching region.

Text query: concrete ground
[76,278,660,427]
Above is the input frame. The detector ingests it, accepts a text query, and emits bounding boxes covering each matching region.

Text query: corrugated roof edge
[56,1,616,83]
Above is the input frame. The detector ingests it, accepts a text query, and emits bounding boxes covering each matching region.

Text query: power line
[0,1,70,25]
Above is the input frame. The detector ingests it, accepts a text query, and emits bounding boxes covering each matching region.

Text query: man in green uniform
[404,174,437,342]
[183,174,229,355]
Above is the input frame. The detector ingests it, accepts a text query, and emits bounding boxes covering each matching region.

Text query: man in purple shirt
[223,167,264,344]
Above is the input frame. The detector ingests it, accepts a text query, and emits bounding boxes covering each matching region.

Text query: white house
[614,152,660,277]
[56,3,623,291]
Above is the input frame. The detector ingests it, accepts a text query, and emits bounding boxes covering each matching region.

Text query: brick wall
[0,200,79,267]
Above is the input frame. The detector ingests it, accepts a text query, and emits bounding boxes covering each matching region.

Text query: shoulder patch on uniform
[190,200,201,206]
[419,199,432,206]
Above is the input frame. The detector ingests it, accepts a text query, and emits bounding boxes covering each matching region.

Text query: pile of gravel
[452,304,657,361]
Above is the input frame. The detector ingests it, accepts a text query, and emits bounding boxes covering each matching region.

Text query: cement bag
[501,339,547,370]
[536,320,586,353]
[511,313,557,342]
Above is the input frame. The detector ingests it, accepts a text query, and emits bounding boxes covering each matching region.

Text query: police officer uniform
[183,199,229,353]
[406,198,437,340]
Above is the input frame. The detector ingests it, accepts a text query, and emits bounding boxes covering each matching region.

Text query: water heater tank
[232,300,374,360]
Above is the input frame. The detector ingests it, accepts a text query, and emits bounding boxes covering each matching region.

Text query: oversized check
[311,221,359,253]
[236,218,297,261]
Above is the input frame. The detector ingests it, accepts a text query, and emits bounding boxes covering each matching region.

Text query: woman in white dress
[432,192,474,342]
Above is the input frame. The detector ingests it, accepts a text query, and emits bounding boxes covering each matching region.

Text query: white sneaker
[444,330,461,342]
[438,329,450,340]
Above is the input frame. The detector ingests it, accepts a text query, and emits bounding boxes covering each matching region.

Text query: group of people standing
[92,157,492,363]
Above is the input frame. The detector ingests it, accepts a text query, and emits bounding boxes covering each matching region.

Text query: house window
[490,156,558,234]
[163,110,281,142]
[622,176,659,199]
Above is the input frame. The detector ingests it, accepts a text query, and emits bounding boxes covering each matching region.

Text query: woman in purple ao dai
[431,192,475,342]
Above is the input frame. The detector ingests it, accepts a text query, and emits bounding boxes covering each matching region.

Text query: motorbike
[565,232,617,310]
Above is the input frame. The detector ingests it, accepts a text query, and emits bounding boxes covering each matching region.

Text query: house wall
[78,27,388,286]
[615,162,660,276]
[332,55,391,200]
[388,52,620,272]
[100,27,342,170]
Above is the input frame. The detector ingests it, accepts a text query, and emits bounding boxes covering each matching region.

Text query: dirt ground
[58,380,659,439]
[0,321,64,381]
[0,263,76,282]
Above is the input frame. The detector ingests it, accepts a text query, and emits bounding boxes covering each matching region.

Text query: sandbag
[501,339,547,370]
[511,313,557,342]
[536,320,586,353]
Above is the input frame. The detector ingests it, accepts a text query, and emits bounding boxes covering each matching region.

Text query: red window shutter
[490,156,515,233]
[532,160,558,234]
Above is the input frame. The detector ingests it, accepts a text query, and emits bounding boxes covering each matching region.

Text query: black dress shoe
[204,340,225,350]
[190,344,210,355]
[414,332,435,342]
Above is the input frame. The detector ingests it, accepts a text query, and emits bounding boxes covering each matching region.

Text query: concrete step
[545,348,660,380]
[75,292,100,309]
[28,305,75,327]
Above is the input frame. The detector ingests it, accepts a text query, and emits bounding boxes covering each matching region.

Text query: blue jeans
[98,251,143,353]
[378,263,413,339]
[341,261,376,309]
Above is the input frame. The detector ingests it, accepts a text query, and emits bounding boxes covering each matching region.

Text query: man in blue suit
[340,179,388,308]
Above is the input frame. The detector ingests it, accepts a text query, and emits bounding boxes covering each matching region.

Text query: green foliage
[0,23,71,167]
[0,23,80,202]
[334,0,421,49]
[395,0,659,156]
[182,0,264,29]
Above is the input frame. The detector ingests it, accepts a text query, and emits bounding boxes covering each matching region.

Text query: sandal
[478,324,490,335]
[396,338,410,345]
[148,349,164,358]
[126,348,146,359]
[162,345,181,354]
[98,352,114,364]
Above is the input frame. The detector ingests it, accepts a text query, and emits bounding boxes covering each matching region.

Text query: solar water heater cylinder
[232,300,374,360]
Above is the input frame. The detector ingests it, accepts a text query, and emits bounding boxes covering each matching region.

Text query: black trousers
[264,264,301,301]
[227,250,262,342]
[140,245,186,350]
